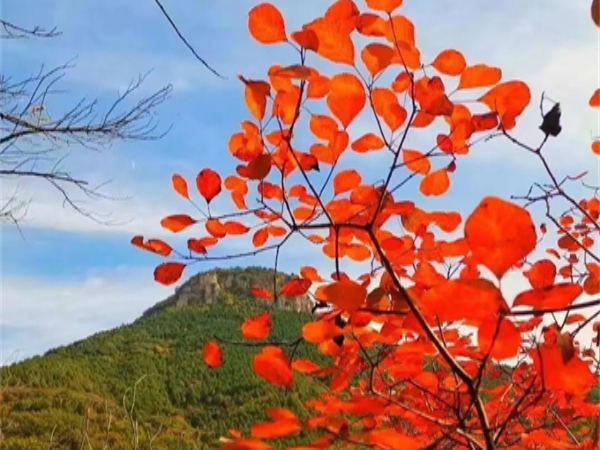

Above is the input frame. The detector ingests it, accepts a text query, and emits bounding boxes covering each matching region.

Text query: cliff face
[143,266,313,317]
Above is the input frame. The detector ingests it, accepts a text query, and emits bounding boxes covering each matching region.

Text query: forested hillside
[0,269,331,450]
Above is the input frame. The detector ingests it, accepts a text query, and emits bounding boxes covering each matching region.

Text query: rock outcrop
[143,266,313,317]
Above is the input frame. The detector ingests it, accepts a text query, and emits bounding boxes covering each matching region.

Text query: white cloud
[0,162,176,237]
[0,266,170,363]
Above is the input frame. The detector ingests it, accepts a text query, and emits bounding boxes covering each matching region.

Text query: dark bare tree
[0,18,172,227]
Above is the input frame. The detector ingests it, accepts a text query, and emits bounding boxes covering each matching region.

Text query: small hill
[0,267,330,450]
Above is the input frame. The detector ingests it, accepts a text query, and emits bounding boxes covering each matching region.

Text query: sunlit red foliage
[132,1,600,449]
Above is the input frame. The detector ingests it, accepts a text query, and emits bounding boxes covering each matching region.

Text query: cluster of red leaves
[132,0,600,449]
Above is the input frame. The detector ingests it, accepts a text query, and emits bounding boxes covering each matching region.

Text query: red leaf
[202,340,223,368]
[253,350,293,388]
[171,174,189,199]
[250,286,273,300]
[242,312,272,340]
[196,168,222,204]
[252,227,269,247]
[464,197,536,280]
[187,238,208,255]
[154,262,186,286]
[513,283,583,310]
[131,236,172,257]
[247,2,287,45]
[280,278,312,296]
[160,214,197,233]
[477,316,522,360]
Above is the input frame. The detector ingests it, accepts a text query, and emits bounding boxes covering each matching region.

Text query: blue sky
[1,0,598,362]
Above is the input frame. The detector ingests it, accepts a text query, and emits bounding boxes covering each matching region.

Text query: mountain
[0,267,330,450]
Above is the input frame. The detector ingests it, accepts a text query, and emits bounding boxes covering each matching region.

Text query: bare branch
[151,0,225,79]
[0,19,61,39]
[0,59,172,225]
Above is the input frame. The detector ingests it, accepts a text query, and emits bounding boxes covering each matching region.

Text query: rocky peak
[143,266,313,317]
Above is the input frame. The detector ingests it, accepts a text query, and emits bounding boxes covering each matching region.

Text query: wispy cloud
[0,266,169,363]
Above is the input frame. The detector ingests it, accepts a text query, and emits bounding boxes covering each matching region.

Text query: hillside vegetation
[0,268,330,450]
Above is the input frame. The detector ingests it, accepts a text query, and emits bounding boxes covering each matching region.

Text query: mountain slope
[0,268,330,450]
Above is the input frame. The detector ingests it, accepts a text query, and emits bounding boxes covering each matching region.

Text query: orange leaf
[533,341,595,395]
[302,320,344,344]
[320,280,367,312]
[384,15,415,47]
[202,340,223,369]
[371,87,407,131]
[242,312,272,340]
[431,49,466,76]
[419,278,510,323]
[419,169,450,196]
[270,64,313,79]
[131,236,173,257]
[160,214,196,233]
[145,239,172,257]
[356,13,387,37]
[589,88,600,107]
[524,259,556,289]
[457,64,502,90]
[307,74,330,99]
[224,220,250,235]
[238,76,271,121]
[478,81,531,131]
[206,219,227,238]
[327,73,366,129]
[333,169,362,195]
[368,429,420,450]
[565,313,586,325]
[300,266,324,282]
[224,175,248,194]
[154,262,186,286]
[345,243,372,261]
[513,283,583,310]
[391,71,411,93]
[309,115,338,141]
[592,140,600,155]
[324,0,360,33]
[361,43,394,76]
[253,352,293,388]
[351,133,386,153]
[220,439,273,450]
[196,168,222,204]
[253,227,269,247]
[477,316,522,360]
[267,225,287,237]
[247,3,287,44]
[292,359,321,373]
[303,17,355,65]
[471,112,499,132]
[402,149,430,175]
[365,0,403,13]
[584,273,600,295]
[281,278,312,296]
[171,174,189,199]
[464,196,537,279]
[251,419,301,439]
[593,0,600,27]
[250,286,273,300]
